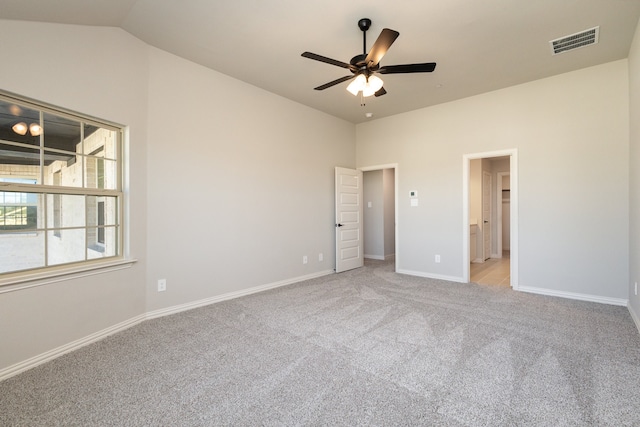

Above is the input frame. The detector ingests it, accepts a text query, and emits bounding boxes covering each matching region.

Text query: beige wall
[628,18,640,327]
[356,60,630,300]
[144,47,354,312]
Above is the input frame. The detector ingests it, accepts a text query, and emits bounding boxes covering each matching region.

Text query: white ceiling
[1,0,639,124]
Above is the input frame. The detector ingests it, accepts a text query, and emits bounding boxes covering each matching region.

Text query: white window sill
[0,258,138,294]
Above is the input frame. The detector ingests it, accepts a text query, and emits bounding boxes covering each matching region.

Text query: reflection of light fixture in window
[29,123,43,136]
[9,105,22,116]
[12,122,28,135]
[346,74,384,97]
[12,122,43,136]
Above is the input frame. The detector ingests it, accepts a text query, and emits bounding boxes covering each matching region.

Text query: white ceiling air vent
[550,26,599,55]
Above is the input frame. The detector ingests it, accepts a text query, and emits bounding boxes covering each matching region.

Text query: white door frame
[463,149,518,288]
[359,163,399,272]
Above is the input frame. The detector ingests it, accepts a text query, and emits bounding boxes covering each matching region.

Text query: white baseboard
[0,314,147,382]
[628,303,640,334]
[396,269,466,284]
[517,285,628,307]
[0,269,334,382]
[364,255,395,261]
[146,269,334,320]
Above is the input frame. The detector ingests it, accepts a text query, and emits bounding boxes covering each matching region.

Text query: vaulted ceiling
[1,0,639,123]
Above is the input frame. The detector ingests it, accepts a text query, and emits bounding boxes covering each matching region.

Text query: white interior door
[482,171,492,261]
[335,167,363,273]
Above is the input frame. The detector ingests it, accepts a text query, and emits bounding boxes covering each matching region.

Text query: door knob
[336,223,344,227]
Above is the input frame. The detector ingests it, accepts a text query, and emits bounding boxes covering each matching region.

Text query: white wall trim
[0,259,137,293]
[0,313,147,382]
[364,255,385,260]
[0,269,333,382]
[145,269,333,320]
[396,269,466,283]
[359,163,398,172]
[628,303,640,334]
[517,285,628,306]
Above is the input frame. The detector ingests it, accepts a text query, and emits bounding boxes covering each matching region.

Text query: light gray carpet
[1,259,639,426]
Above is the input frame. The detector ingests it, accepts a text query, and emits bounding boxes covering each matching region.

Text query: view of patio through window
[0,93,123,275]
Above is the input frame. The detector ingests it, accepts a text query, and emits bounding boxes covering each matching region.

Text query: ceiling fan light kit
[302,18,436,102]
[346,74,384,97]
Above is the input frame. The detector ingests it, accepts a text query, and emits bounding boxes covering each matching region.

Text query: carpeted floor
[1,259,639,426]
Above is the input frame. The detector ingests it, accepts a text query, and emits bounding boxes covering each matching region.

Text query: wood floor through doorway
[470,251,510,286]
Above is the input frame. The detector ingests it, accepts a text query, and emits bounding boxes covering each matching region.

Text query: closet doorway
[362,166,397,268]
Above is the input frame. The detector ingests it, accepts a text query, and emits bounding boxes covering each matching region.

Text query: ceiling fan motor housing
[358,18,372,32]
[350,53,371,70]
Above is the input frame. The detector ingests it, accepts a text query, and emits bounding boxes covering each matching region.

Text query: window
[0,178,38,230]
[0,92,123,276]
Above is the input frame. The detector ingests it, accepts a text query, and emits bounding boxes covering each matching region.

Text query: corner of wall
[628,15,640,332]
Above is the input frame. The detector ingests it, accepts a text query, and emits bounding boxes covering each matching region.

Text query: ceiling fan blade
[378,62,437,74]
[302,52,353,70]
[364,28,399,68]
[374,87,387,97]
[314,75,355,91]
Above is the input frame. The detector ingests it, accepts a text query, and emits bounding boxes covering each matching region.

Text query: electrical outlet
[303,255,308,264]
[435,254,441,263]
[319,253,323,262]
[157,279,166,292]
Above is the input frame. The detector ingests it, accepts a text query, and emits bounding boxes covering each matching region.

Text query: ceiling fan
[302,18,436,99]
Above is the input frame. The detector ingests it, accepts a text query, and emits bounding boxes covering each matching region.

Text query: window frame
[0,90,127,285]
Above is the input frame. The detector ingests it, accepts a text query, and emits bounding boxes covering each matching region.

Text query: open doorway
[463,150,518,288]
[469,158,509,286]
[362,166,397,269]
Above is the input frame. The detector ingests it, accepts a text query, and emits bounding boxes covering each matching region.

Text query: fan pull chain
[360,92,366,106]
